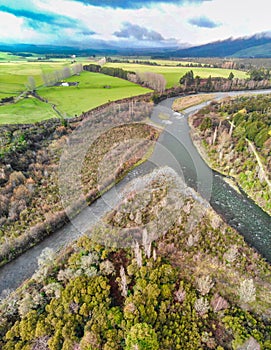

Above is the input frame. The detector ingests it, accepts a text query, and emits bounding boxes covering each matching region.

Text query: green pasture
[0,52,32,62]
[0,97,59,124]
[38,71,152,117]
[142,59,195,66]
[0,55,249,124]
[104,62,248,88]
[0,61,72,100]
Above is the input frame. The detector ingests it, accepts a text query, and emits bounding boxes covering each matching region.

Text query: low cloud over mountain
[114,22,165,42]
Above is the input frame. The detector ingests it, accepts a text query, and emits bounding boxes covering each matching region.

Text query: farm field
[0,59,151,123]
[38,71,152,117]
[0,52,35,62]
[0,55,249,124]
[0,97,59,124]
[104,62,248,88]
[109,58,197,66]
[0,61,72,100]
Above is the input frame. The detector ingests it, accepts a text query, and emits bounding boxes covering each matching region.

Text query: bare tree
[43,282,62,299]
[174,284,186,303]
[100,260,115,275]
[127,73,138,83]
[119,265,128,298]
[142,228,152,259]
[62,66,71,79]
[42,73,50,87]
[238,337,260,350]
[136,72,166,92]
[26,76,36,91]
[211,293,229,312]
[54,69,63,82]
[72,63,83,75]
[223,245,238,263]
[194,297,209,316]
[196,275,214,296]
[239,279,256,303]
[133,241,142,267]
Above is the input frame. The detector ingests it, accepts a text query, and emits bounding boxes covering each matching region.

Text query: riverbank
[1,89,271,297]
[188,95,271,216]
[188,116,242,194]
[0,102,160,267]
[1,167,271,349]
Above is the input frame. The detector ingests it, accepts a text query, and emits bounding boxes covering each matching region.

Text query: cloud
[0,3,96,44]
[80,30,96,36]
[71,0,210,9]
[0,5,79,28]
[114,22,164,41]
[0,4,97,34]
[188,16,220,28]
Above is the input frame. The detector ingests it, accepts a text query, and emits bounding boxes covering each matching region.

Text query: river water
[0,90,270,293]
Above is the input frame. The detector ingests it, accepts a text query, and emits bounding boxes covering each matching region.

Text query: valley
[0,52,271,350]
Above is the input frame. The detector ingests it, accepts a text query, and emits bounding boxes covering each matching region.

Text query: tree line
[24,63,83,92]
[179,69,271,93]
[83,64,166,92]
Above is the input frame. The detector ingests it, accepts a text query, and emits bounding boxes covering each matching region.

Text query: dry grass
[172,94,215,111]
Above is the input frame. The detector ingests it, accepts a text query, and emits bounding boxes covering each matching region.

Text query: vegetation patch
[0,97,59,124]
[0,167,270,349]
[189,94,271,215]
[104,62,247,88]
[0,61,72,100]
[38,71,152,117]
[0,100,159,265]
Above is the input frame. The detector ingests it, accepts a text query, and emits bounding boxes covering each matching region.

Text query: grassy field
[0,61,75,100]
[0,61,151,123]
[104,62,248,88]
[0,54,249,124]
[0,97,59,124]
[38,71,152,117]
[109,58,197,66]
[0,52,34,62]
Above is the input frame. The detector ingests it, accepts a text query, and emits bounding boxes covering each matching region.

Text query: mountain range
[1,33,271,58]
[170,33,271,58]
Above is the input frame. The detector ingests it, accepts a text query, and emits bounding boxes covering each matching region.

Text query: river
[0,90,270,293]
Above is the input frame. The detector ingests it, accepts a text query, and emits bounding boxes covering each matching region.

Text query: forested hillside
[0,168,271,349]
[189,94,271,215]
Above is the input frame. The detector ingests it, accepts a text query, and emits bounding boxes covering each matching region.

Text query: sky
[0,0,270,48]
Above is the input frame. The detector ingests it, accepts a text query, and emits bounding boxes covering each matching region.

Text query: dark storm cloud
[114,22,164,41]
[188,16,220,28]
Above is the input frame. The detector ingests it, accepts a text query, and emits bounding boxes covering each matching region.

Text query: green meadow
[0,61,72,100]
[0,52,34,62]
[104,62,248,88]
[0,55,249,124]
[0,97,59,124]
[38,71,152,117]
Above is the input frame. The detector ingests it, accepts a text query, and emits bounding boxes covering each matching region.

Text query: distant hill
[0,43,178,57]
[0,43,117,56]
[2,33,271,57]
[171,34,271,58]
[231,42,271,58]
